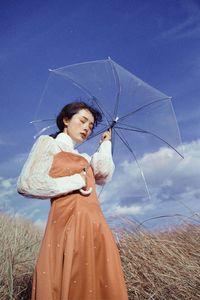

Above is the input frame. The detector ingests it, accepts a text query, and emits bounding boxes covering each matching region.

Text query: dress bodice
[49,151,97,199]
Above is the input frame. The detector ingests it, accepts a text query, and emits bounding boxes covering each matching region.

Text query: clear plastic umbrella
[31,58,184,202]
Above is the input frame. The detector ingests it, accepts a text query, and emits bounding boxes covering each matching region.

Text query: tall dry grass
[0,213,200,299]
[116,221,200,300]
[0,213,42,300]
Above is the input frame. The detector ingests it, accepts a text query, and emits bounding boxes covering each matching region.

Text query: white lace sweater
[17,132,115,199]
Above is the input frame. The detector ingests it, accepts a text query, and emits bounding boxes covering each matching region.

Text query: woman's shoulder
[33,134,54,146]
[36,134,54,142]
[31,135,56,153]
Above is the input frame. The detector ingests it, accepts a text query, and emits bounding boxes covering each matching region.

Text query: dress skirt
[31,151,128,300]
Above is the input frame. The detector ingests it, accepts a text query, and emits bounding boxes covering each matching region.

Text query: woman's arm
[90,140,115,185]
[17,136,85,199]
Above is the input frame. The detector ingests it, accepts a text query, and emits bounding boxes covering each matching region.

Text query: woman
[17,101,128,300]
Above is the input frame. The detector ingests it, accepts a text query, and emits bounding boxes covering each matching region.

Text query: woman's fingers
[101,129,112,143]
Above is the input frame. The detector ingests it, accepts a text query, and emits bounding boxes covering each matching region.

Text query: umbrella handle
[79,187,93,195]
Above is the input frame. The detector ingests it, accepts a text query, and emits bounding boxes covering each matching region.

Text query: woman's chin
[74,137,85,144]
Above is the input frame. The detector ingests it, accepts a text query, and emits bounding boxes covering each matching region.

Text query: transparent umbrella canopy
[31,58,184,202]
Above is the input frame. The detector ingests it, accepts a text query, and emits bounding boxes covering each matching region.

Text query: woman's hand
[100,129,112,143]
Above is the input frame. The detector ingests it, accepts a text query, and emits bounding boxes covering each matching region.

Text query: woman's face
[63,109,94,143]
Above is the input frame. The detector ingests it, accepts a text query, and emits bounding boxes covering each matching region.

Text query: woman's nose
[83,123,89,132]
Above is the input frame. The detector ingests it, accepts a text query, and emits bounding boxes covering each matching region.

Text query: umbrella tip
[108,56,112,60]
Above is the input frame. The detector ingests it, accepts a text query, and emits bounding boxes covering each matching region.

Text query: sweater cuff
[56,174,85,193]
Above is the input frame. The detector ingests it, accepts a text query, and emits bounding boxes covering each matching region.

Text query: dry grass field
[0,213,200,300]
[0,214,42,300]
[116,221,200,299]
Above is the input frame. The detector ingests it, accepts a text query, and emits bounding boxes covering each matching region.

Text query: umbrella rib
[115,124,184,159]
[118,97,171,122]
[113,128,151,200]
[51,70,112,126]
[34,74,52,121]
[33,124,57,139]
[136,214,188,228]
[30,118,55,123]
[116,122,146,133]
[108,59,121,119]
[111,128,116,155]
[92,97,113,126]
[114,128,135,153]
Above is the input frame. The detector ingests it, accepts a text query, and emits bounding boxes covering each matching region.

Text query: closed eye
[80,118,94,130]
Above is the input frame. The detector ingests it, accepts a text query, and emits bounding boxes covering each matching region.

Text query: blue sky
[0,0,200,230]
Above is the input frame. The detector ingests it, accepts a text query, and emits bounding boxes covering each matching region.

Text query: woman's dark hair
[50,101,102,138]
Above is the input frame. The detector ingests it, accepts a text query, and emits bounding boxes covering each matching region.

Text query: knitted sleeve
[90,141,115,185]
[17,136,85,199]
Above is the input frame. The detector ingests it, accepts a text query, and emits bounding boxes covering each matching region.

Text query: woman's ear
[63,117,68,127]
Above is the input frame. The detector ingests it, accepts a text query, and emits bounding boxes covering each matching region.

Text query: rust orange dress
[17,134,128,300]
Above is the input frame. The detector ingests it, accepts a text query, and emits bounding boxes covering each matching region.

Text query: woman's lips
[80,132,86,139]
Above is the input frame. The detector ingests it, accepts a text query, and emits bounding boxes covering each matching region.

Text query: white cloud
[112,204,142,215]
[156,12,200,41]
[108,202,155,216]
[1,179,13,189]
[0,177,16,201]
[0,176,50,223]
[101,144,184,203]
[101,139,200,224]
[0,152,28,177]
